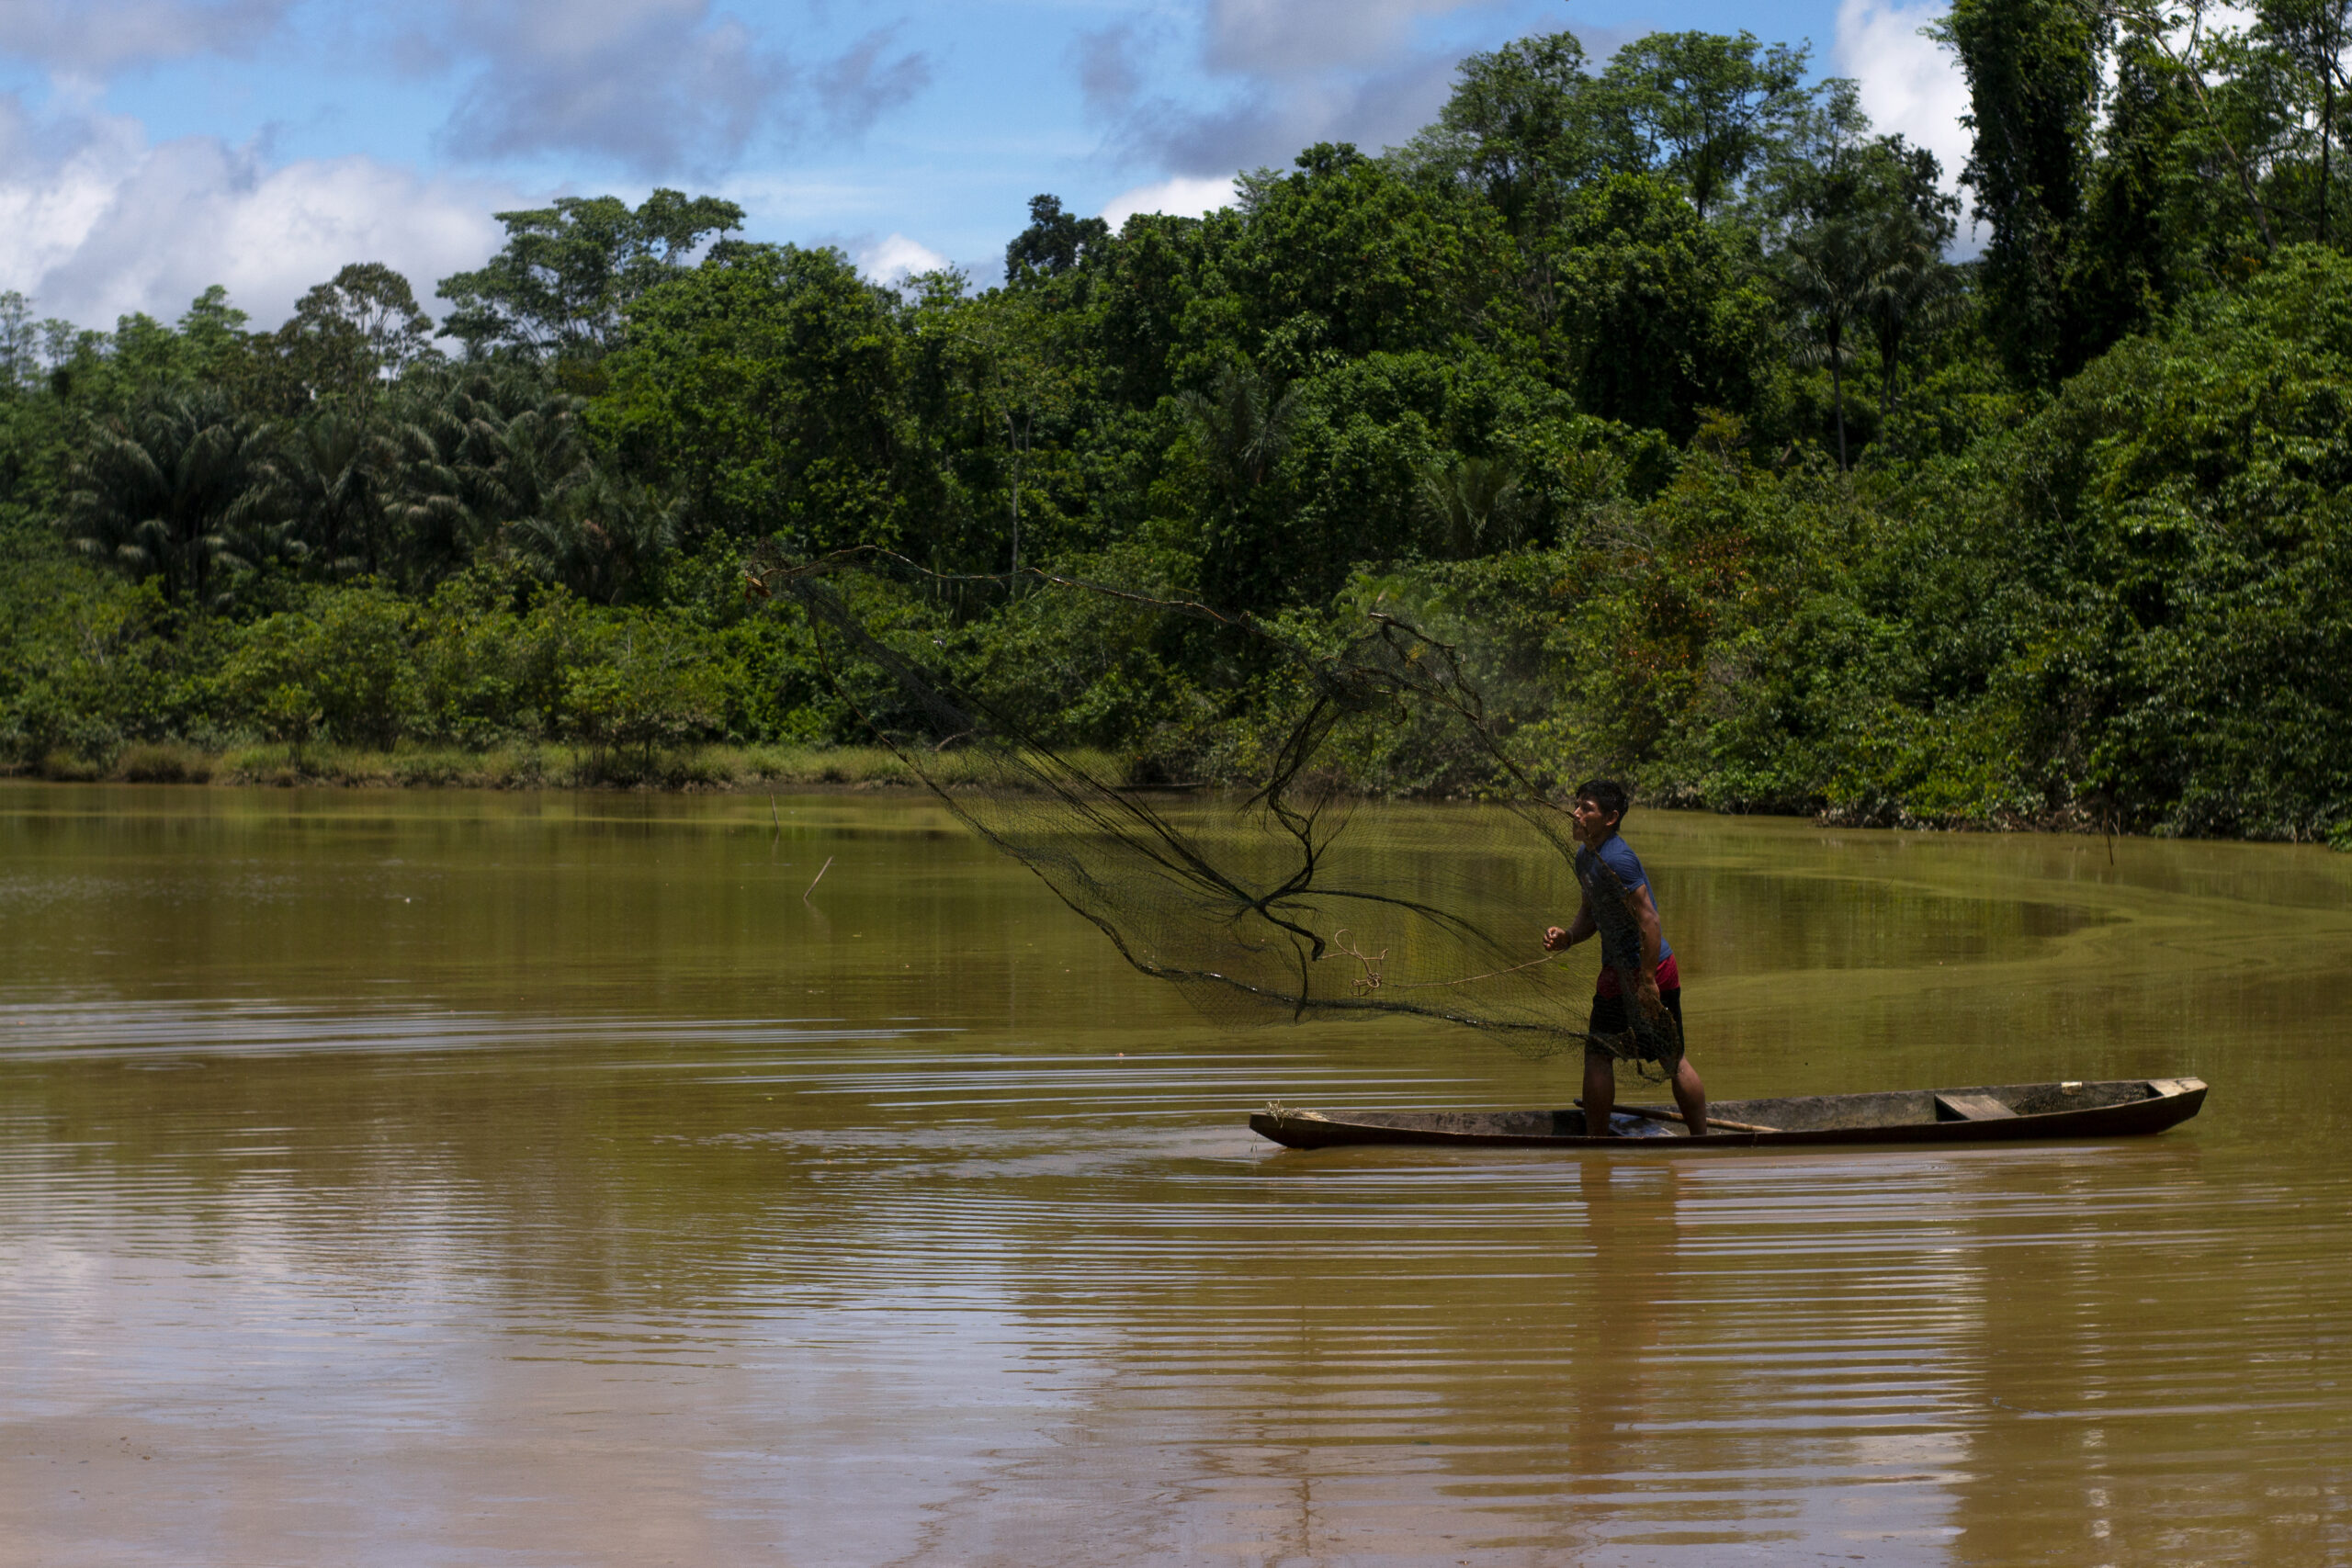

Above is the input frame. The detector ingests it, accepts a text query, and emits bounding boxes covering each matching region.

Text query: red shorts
[1595,953,1679,998]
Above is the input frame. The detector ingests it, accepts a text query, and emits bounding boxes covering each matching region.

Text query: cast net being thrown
[746,547,1681,1079]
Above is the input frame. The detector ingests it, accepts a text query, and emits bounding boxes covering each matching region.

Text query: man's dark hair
[1573,778,1631,822]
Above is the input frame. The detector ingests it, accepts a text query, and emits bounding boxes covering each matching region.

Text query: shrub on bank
[117,741,214,783]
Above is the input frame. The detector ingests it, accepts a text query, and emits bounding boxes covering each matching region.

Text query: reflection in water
[0,784,2347,1565]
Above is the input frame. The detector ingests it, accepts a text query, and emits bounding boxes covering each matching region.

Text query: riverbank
[15,740,2351,848]
[8,740,1105,793]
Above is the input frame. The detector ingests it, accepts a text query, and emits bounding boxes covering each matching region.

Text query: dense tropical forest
[2,7,2347,842]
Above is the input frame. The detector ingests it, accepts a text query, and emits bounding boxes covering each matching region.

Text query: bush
[40,749,101,782]
[390,750,470,786]
[561,612,722,769]
[219,585,419,751]
[117,741,213,783]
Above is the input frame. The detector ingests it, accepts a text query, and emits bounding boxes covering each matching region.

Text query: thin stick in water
[803,855,833,901]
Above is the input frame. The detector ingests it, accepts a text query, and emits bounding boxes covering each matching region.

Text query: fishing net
[745,547,1683,1080]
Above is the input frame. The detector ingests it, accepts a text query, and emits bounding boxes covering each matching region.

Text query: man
[1542,779,1709,1136]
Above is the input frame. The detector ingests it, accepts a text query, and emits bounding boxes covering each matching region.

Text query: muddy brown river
[0,784,2346,1565]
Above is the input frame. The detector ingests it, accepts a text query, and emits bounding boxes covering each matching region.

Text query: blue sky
[0,0,1969,332]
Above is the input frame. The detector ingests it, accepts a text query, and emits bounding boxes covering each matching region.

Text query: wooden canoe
[1249,1077,2207,1150]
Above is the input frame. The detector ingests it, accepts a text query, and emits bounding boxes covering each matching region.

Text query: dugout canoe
[1249,1076,2207,1150]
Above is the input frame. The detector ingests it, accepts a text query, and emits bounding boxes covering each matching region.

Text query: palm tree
[1861,211,1961,422]
[1779,218,1874,469]
[263,412,401,578]
[1179,361,1298,513]
[379,367,592,587]
[478,400,593,525]
[1417,455,1529,557]
[507,473,679,604]
[1177,361,1301,605]
[63,391,272,604]
[380,415,475,585]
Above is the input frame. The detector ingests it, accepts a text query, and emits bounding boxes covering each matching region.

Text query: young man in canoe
[1542,779,1710,1136]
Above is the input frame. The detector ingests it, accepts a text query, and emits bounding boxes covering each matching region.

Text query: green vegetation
[3,15,2349,843]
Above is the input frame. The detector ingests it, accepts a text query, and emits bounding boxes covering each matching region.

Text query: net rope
[745,546,1683,1079]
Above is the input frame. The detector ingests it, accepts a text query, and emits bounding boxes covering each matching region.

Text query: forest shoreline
[12,742,2344,850]
[7,740,954,795]
[7,17,2350,849]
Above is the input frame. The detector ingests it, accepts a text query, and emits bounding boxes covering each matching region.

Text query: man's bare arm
[1626,884,1666,1019]
[1628,885,1661,971]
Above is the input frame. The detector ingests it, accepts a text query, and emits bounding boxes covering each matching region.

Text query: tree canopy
[2,19,2348,845]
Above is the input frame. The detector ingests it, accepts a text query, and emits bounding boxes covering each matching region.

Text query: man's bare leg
[1582,1050,1616,1136]
[1670,1058,1708,1135]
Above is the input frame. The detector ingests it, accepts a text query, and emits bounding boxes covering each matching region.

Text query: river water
[0,783,2345,1566]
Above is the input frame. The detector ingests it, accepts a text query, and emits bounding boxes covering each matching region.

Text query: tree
[1409,32,1628,234]
[1603,31,1817,220]
[294,265,435,377]
[262,412,401,577]
[1236,143,1517,360]
[221,587,417,751]
[2257,0,2352,243]
[1004,195,1112,279]
[1404,30,1639,334]
[1181,361,1297,502]
[1418,454,1529,556]
[438,188,744,360]
[62,391,272,604]
[1553,174,1778,440]
[2097,0,2281,265]
[506,472,679,605]
[0,291,34,391]
[1179,359,1299,604]
[1936,0,2108,385]
[1995,244,2352,836]
[238,265,437,423]
[955,284,1084,577]
[1780,218,1874,468]
[1862,215,1963,422]
[1865,141,1963,405]
[560,614,719,773]
[1088,208,1244,410]
[377,364,590,589]
[174,288,253,384]
[2067,32,2198,357]
[1781,134,1962,428]
[594,243,915,552]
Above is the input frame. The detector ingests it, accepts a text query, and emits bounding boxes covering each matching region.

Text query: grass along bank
[13,740,1130,793]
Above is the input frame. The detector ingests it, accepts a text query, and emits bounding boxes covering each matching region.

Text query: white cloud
[0,0,299,74]
[1101,175,1238,229]
[1080,1,1516,181]
[1836,0,1971,190]
[409,1,930,175]
[855,231,949,283]
[1,1,933,178]
[1204,0,1493,74]
[0,96,510,331]
[434,5,791,173]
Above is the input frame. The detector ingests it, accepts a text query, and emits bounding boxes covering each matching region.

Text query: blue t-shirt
[1583,833,1671,972]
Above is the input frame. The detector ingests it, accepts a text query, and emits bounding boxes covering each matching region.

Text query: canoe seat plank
[1934,1091,2018,1121]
